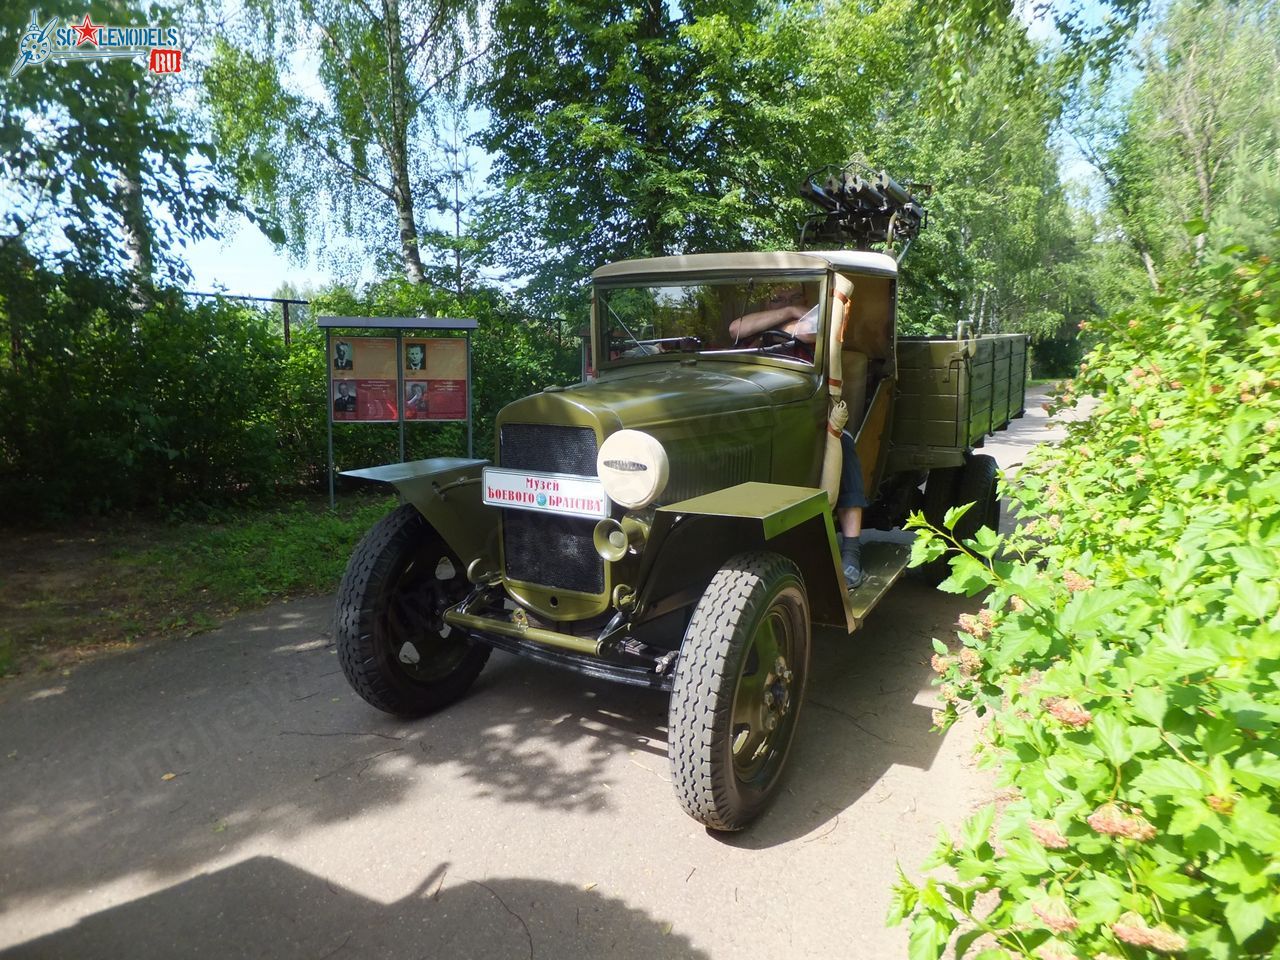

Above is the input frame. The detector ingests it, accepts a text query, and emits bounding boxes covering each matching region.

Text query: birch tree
[205,0,485,283]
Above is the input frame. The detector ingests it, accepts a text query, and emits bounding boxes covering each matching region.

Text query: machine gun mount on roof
[799,164,931,259]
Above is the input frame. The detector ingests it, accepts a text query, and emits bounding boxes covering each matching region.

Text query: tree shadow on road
[0,856,706,960]
[0,598,667,915]
[0,574,976,909]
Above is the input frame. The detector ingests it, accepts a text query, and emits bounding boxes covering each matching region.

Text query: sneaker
[840,536,867,590]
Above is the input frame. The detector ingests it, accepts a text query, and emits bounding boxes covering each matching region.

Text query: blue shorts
[837,431,868,509]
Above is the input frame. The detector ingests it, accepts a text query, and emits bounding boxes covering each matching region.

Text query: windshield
[597,275,824,366]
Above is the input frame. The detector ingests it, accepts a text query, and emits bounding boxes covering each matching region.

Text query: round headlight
[597,430,669,510]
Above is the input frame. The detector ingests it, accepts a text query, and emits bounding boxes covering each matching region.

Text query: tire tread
[668,552,808,832]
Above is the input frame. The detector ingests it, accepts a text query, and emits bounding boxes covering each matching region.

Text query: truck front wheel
[668,552,811,831]
[336,504,490,717]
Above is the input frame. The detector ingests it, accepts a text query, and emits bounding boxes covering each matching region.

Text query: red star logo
[71,13,101,46]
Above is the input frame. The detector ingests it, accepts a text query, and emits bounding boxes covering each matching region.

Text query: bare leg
[838,506,862,538]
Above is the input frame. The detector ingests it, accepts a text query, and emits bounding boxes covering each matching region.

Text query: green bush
[0,250,580,519]
[894,245,1280,959]
[0,255,287,516]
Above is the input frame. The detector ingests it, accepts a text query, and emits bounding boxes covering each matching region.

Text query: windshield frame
[591,268,830,374]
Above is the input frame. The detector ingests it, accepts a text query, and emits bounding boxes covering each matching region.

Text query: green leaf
[1059,588,1122,635]
[971,526,1000,558]
[943,502,975,531]
[1131,686,1168,726]
[1092,712,1133,766]
[920,878,949,915]
[938,554,993,596]
[1224,893,1269,944]
[960,804,997,852]
[1131,757,1204,798]
[1231,795,1280,848]
[1142,866,1202,901]
[1000,836,1051,876]
[907,914,947,960]
[911,535,948,567]
[887,865,919,927]
[1205,850,1271,894]
[1235,751,1280,789]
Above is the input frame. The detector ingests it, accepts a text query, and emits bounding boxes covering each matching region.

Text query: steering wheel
[758,329,799,348]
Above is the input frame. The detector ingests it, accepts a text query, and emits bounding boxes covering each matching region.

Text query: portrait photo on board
[333,380,358,413]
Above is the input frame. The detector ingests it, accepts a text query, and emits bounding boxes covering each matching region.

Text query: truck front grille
[499,424,604,595]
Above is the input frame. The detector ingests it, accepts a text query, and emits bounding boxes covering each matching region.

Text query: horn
[593,518,629,562]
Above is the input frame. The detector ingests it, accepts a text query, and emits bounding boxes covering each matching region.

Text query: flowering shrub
[890,244,1280,960]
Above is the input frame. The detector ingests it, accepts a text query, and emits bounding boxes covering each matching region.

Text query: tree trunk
[117,86,153,304]
[1140,250,1161,292]
[383,0,426,285]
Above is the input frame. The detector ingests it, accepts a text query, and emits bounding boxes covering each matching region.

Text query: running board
[846,541,912,629]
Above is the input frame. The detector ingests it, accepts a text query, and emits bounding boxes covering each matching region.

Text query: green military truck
[336,173,1028,831]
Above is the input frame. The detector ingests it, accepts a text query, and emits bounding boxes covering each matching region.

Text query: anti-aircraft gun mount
[333,167,1026,833]
[799,164,932,258]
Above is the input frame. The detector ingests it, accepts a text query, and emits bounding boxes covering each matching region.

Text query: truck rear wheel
[917,466,961,583]
[336,504,489,717]
[956,453,999,535]
[917,454,999,582]
[668,552,810,831]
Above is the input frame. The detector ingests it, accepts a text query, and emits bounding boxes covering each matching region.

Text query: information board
[403,337,468,421]
[331,337,399,422]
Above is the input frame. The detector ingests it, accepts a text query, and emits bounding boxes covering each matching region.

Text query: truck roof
[591,249,898,281]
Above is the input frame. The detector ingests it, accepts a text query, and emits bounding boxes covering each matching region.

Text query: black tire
[922,465,960,529]
[336,503,490,717]
[668,552,811,832]
[917,465,960,583]
[955,453,999,540]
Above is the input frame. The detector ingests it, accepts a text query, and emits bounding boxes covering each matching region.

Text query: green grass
[123,494,397,607]
[0,492,398,677]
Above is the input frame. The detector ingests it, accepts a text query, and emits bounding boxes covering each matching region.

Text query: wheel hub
[759,656,792,736]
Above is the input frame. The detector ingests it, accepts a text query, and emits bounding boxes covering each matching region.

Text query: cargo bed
[888,334,1029,472]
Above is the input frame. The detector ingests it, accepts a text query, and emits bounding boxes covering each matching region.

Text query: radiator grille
[500,423,598,476]
[499,424,604,594]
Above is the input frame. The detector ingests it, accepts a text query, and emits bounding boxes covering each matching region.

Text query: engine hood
[500,360,818,434]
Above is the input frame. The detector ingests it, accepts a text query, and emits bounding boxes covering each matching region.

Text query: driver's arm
[729,303,820,344]
[728,304,808,342]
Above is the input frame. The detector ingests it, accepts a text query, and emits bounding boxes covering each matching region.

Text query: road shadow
[0,856,707,960]
[0,572,975,907]
[0,598,666,914]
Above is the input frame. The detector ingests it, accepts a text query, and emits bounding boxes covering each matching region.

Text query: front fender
[342,458,499,576]
[637,482,853,631]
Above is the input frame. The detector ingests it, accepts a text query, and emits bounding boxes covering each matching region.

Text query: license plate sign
[483,468,609,519]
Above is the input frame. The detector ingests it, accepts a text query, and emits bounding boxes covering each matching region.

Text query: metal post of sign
[326,327,335,510]
[395,333,406,465]
[466,329,474,458]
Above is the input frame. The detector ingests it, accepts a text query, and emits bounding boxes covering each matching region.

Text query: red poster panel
[404,381,430,418]
[333,379,397,421]
[331,337,400,421]
[403,338,468,421]
[425,379,467,420]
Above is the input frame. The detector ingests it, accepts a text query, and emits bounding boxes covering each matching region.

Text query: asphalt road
[0,388,1075,959]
